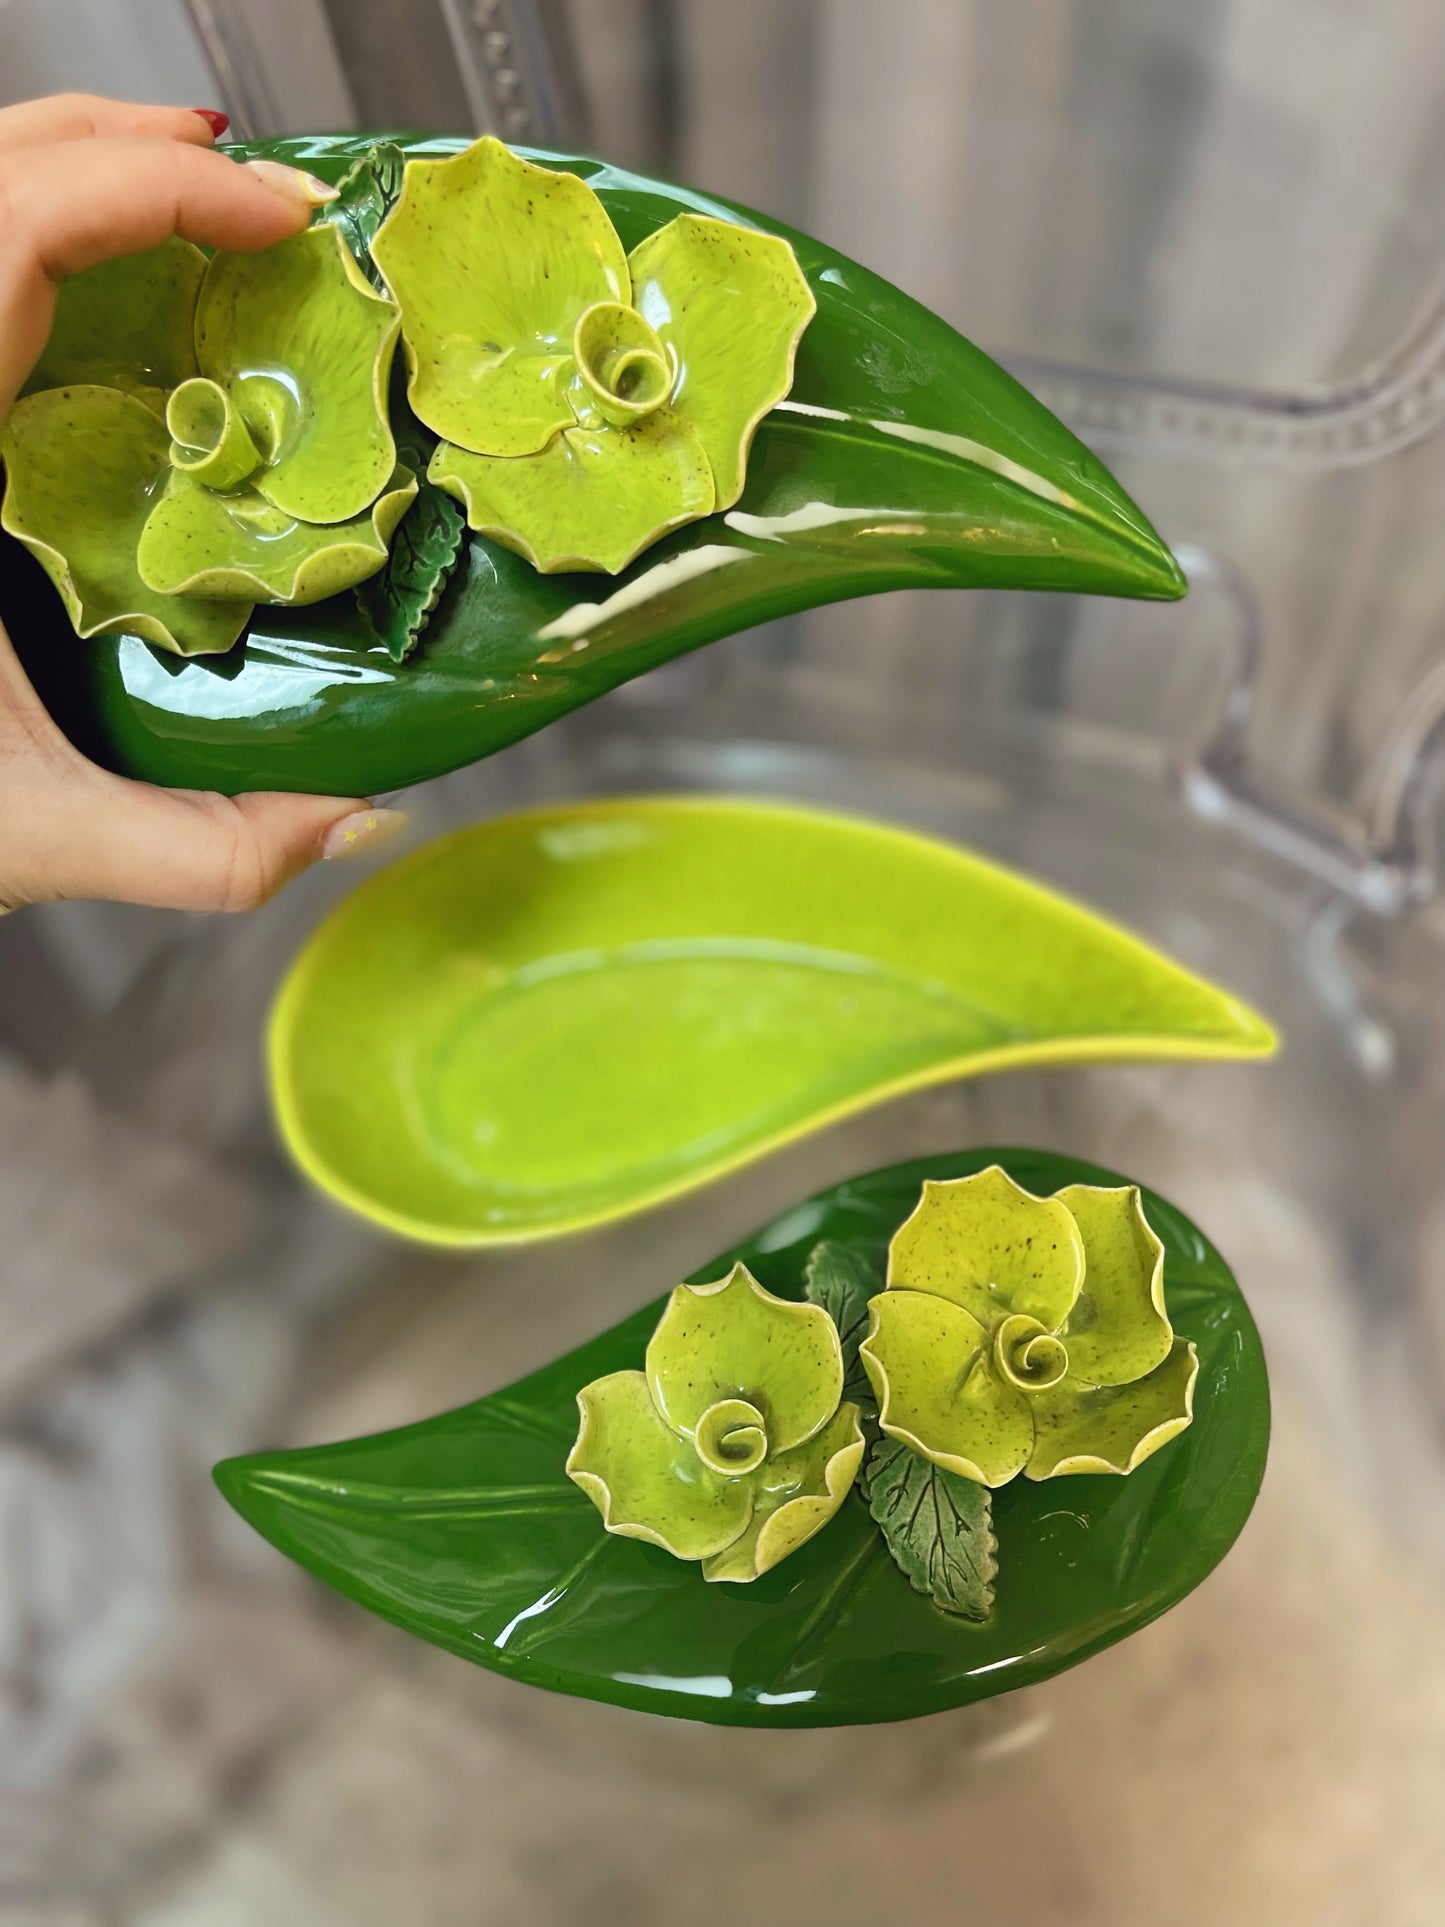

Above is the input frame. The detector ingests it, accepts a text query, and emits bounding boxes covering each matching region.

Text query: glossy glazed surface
[1,134,1185,797]
[215,1146,1269,1727]
[269,797,1274,1244]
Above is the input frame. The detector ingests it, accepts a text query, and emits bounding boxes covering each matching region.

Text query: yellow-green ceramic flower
[1,227,415,656]
[370,136,816,573]
[859,1168,1198,1486]
[567,1263,864,1582]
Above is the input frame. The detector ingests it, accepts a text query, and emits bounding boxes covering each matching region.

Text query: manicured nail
[244,159,340,207]
[190,108,230,138]
[320,808,407,861]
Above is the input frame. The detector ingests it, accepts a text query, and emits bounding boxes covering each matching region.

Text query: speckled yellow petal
[430,405,714,574]
[627,213,815,508]
[22,238,204,413]
[1055,1183,1174,1386]
[1026,1338,1199,1479]
[566,1369,752,1560]
[194,224,400,525]
[861,1288,1033,1487]
[136,465,417,606]
[646,1263,843,1456]
[372,136,629,457]
[701,1403,864,1582]
[0,386,248,657]
[887,1166,1085,1331]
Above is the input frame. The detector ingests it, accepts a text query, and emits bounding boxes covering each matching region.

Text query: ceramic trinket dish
[266,795,1274,1245]
[2,132,1188,797]
[216,1146,1269,1728]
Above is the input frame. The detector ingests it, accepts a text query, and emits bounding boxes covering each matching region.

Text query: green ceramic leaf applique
[214,1147,1271,1727]
[860,1166,1201,1486]
[354,474,465,660]
[803,1241,882,1410]
[0,387,249,657]
[567,1263,864,1584]
[20,238,205,412]
[137,464,418,605]
[371,135,813,573]
[865,1434,997,1622]
[8,134,1197,795]
[324,140,409,285]
[267,796,1276,1246]
[351,388,465,660]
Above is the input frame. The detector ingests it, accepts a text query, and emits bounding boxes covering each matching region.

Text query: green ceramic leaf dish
[4,132,1185,799]
[215,1145,1270,1728]
[269,796,1275,1245]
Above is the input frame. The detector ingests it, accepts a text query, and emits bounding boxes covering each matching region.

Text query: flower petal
[646,1263,843,1456]
[886,1167,1084,1330]
[194,225,400,525]
[0,386,248,658]
[627,213,815,509]
[702,1402,864,1582]
[430,405,714,574]
[1054,1183,1173,1386]
[136,465,417,605]
[861,1289,1032,1487]
[566,1369,752,1561]
[371,137,629,457]
[22,237,204,413]
[1025,1338,1199,1479]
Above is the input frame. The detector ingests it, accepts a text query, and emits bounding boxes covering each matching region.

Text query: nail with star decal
[320,808,407,860]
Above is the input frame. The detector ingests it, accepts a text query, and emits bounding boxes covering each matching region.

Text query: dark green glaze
[215,1148,1268,1727]
[3,136,1185,798]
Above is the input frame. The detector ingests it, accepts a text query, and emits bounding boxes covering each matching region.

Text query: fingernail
[244,159,340,207]
[321,808,407,861]
[190,108,230,138]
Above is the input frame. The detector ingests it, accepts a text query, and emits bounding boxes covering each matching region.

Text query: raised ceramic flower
[566,1263,864,1582]
[859,1168,1197,1486]
[370,136,816,573]
[1,226,415,656]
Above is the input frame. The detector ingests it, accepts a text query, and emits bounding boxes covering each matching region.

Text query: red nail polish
[191,109,230,138]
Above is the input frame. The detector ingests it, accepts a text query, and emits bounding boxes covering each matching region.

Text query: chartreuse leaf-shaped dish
[5,132,1186,799]
[269,797,1275,1245]
[215,1145,1270,1728]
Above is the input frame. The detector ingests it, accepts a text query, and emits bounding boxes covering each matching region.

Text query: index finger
[0,139,333,413]
[0,93,221,151]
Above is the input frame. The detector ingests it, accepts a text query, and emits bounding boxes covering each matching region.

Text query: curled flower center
[694,1397,768,1477]
[572,301,675,428]
[166,377,262,492]
[991,1313,1069,1393]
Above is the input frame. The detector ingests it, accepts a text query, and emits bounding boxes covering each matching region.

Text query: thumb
[1,763,404,912]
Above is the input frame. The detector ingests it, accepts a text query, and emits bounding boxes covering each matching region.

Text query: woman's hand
[0,94,401,913]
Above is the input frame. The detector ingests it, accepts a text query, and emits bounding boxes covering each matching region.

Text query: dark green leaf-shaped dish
[216,1147,1269,1728]
[3,135,1185,799]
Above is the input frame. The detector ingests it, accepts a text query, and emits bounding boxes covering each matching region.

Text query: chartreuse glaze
[214,1146,1270,1728]
[372,137,817,571]
[3,225,410,656]
[269,796,1275,1245]
[568,1264,865,1582]
[862,1168,1196,1486]
[3,133,1186,797]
